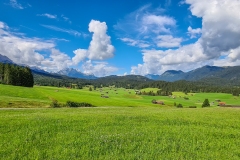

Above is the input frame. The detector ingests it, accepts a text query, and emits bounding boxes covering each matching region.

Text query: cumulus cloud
[187,26,201,38]
[88,20,115,60]
[156,35,182,48]
[131,0,240,75]
[41,49,72,71]
[186,0,240,58]
[81,60,118,77]
[141,15,176,34]
[0,20,117,76]
[131,42,208,75]
[0,21,72,71]
[72,49,88,65]
[72,20,115,64]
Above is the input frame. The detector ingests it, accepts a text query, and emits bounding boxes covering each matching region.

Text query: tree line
[33,73,240,96]
[0,63,34,87]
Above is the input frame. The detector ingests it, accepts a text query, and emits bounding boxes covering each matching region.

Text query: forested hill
[148,65,240,86]
[0,63,34,87]
[32,70,240,96]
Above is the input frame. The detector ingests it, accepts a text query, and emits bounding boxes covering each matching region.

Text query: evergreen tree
[202,99,210,107]
[89,87,92,91]
[0,63,34,87]
[0,63,4,82]
[3,64,11,84]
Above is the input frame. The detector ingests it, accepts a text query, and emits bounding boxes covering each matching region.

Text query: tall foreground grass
[0,107,240,159]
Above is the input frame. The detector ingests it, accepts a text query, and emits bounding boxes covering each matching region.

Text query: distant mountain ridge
[0,54,14,64]
[146,65,240,84]
[57,68,97,79]
[1,54,240,84]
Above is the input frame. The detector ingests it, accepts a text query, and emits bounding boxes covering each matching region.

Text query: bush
[177,103,183,108]
[66,101,95,107]
[184,97,189,100]
[189,106,197,108]
[152,99,157,104]
[50,99,63,108]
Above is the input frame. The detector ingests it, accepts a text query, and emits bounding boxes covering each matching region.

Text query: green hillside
[0,84,239,108]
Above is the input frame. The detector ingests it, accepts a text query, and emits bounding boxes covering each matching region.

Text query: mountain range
[1,54,240,85]
[146,65,240,85]
[57,68,96,79]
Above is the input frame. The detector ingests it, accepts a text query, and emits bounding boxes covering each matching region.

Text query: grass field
[0,107,240,159]
[1,84,240,159]
[0,84,239,108]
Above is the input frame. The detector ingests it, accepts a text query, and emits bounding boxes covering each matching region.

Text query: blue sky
[1,0,240,77]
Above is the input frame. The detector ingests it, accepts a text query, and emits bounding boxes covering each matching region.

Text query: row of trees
[0,63,34,87]
[33,72,240,96]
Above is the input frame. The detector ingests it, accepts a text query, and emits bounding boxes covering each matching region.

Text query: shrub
[184,97,189,100]
[189,106,197,108]
[152,99,157,104]
[50,99,62,108]
[177,103,183,108]
[66,101,95,107]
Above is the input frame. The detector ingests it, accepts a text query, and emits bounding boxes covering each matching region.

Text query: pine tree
[89,87,92,91]
[0,63,4,82]
[3,64,11,84]
[202,99,210,107]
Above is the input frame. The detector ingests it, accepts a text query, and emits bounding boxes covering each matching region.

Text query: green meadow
[0,84,239,108]
[1,107,240,159]
[0,84,240,159]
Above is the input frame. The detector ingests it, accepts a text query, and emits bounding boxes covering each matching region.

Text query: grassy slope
[0,107,240,159]
[0,84,240,108]
[1,84,240,159]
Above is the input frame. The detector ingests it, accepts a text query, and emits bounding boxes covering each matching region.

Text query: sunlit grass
[0,107,239,159]
[0,84,240,108]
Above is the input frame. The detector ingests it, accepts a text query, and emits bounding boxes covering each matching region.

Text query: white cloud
[131,42,208,75]
[72,49,88,65]
[141,15,176,34]
[115,5,176,48]
[88,20,115,60]
[120,38,150,48]
[81,60,118,77]
[41,25,81,36]
[0,22,8,30]
[131,0,240,75]
[185,0,240,58]
[187,26,201,38]
[0,21,117,76]
[9,0,24,9]
[72,20,115,64]
[41,49,72,71]
[0,21,73,72]
[61,15,72,24]
[37,13,57,19]
[156,35,182,48]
